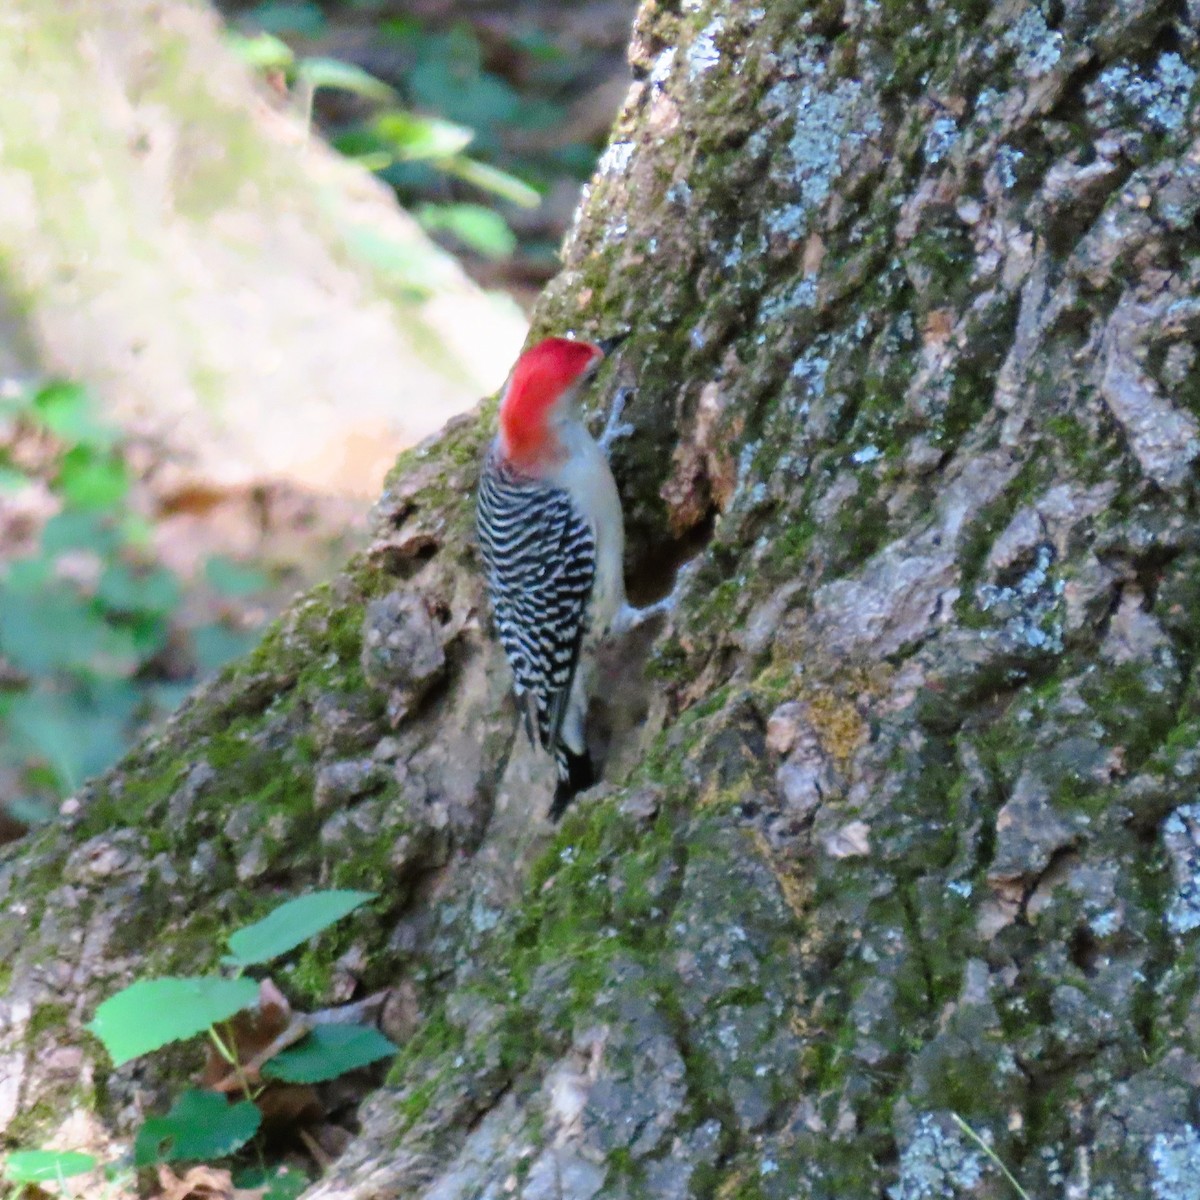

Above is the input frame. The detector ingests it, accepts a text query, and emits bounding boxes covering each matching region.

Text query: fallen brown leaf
[153,1164,241,1200]
[202,979,292,1091]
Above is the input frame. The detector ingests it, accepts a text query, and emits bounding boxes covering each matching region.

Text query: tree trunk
[5,1,1200,1196]
[0,0,526,495]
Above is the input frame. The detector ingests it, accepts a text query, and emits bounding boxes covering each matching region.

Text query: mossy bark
[6,0,1200,1196]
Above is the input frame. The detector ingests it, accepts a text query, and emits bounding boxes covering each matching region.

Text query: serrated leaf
[375,111,474,160]
[224,890,375,967]
[262,1024,397,1083]
[297,57,395,101]
[3,1149,98,1184]
[88,977,260,1065]
[134,1090,261,1167]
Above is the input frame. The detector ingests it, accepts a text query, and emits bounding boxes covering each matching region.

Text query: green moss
[27,1001,71,1044]
[904,225,976,310]
[830,488,889,573]
[287,952,335,1007]
[1081,661,1182,769]
[762,515,817,575]
[384,1006,469,1133]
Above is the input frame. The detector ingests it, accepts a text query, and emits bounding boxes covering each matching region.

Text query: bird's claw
[600,386,635,454]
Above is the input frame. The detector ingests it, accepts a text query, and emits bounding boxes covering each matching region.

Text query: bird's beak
[597,332,629,356]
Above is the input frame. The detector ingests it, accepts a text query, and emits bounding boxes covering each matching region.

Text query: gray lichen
[1163,803,1200,937]
[890,1113,987,1200]
[1005,6,1063,77]
[1150,1126,1200,1200]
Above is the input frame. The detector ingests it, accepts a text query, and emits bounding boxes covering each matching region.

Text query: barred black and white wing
[476,449,596,790]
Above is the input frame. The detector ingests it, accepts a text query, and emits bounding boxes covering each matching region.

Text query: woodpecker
[476,336,627,819]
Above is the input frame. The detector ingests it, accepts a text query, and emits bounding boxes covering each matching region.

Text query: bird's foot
[611,563,695,634]
[599,386,635,454]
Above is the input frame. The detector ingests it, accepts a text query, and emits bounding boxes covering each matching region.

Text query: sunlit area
[0,0,633,838]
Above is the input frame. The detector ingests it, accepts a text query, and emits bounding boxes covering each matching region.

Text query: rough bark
[0,0,525,495]
[6,1,1200,1197]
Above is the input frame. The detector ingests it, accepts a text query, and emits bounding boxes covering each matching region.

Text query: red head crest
[500,337,604,469]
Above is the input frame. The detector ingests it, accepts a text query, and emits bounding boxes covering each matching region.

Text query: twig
[951,1113,1032,1200]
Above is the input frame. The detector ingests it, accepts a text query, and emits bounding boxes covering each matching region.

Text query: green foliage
[223,889,375,967]
[19,891,391,1182]
[87,977,261,1066]
[228,21,540,248]
[0,380,268,825]
[296,56,396,103]
[417,203,517,260]
[229,8,609,269]
[235,1166,311,1200]
[134,1091,262,1167]
[2,1149,98,1184]
[262,1024,397,1083]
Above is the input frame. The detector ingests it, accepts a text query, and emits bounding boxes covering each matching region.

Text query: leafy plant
[1,890,395,1190]
[227,26,539,275]
[0,380,269,825]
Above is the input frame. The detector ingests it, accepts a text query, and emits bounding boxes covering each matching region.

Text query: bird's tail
[549,746,595,821]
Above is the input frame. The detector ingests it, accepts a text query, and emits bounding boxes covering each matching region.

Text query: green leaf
[134,1090,261,1167]
[375,111,474,160]
[4,687,136,792]
[445,157,541,208]
[226,31,295,70]
[58,448,130,510]
[262,1024,397,1083]
[342,225,441,294]
[224,890,375,967]
[234,1166,310,1200]
[204,555,269,597]
[87,977,260,1065]
[97,564,181,618]
[30,381,116,450]
[3,1150,98,1184]
[0,589,111,676]
[265,1169,312,1200]
[417,203,516,260]
[40,510,122,555]
[297,57,395,101]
